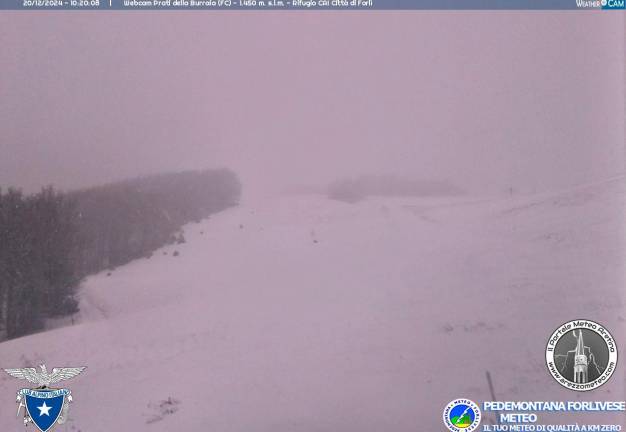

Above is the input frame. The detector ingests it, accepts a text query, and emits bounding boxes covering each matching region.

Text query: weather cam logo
[443,398,481,432]
[546,319,617,392]
[3,364,86,432]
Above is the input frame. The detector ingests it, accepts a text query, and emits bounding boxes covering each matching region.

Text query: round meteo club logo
[546,319,618,391]
[443,398,481,432]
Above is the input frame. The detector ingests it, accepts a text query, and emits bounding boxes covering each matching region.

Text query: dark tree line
[0,187,80,339]
[71,168,241,275]
[0,169,241,340]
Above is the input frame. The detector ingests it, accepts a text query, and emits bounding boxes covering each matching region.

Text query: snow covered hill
[0,178,624,431]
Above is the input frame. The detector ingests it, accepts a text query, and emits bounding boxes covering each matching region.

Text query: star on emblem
[37,401,52,417]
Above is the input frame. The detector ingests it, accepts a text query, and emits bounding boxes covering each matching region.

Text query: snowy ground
[0,177,624,431]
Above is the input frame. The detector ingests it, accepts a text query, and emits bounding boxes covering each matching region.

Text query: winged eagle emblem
[3,364,86,388]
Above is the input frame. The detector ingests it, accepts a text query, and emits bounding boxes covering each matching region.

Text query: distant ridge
[328,174,464,202]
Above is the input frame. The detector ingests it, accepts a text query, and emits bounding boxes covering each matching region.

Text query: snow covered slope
[0,178,624,431]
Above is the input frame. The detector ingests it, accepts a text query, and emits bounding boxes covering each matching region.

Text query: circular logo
[443,399,481,432]
[601,0,607,5]
[546,319,618,391]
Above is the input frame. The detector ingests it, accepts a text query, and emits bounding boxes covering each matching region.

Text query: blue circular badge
[443,398,481,432]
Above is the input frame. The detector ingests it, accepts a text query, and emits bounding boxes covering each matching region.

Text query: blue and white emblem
[3,364,86,432]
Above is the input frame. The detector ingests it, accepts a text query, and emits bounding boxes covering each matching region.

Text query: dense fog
[0,11,623,432]
[0,14,623,197]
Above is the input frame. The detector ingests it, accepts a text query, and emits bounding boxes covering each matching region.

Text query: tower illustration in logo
[546,319,617,391]
[573,330,588,384]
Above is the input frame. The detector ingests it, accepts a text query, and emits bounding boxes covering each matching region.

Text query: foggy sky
[0,12,623,198]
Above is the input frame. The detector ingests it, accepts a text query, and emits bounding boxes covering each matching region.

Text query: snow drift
[0,177,623,431]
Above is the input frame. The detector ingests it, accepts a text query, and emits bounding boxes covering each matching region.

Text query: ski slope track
[0,178,624,431]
